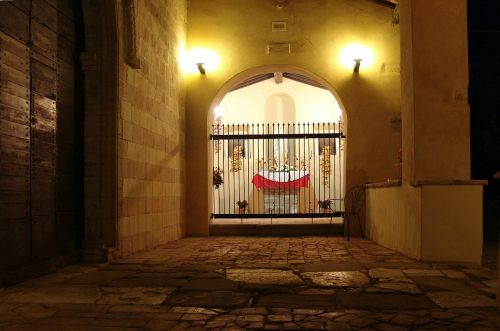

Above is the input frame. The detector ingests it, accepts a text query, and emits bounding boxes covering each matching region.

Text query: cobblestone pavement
[1,237,499,330]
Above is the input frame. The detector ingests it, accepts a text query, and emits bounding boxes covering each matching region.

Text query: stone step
[209,223,344,236]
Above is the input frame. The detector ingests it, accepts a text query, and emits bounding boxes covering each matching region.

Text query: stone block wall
[117,0,187,256]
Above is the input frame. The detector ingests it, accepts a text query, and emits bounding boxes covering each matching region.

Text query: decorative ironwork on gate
[210,122,345,219]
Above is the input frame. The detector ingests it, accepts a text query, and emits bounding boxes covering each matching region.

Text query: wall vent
[271,21,287,32]
[382,63,400,75]
[267,42,291,54]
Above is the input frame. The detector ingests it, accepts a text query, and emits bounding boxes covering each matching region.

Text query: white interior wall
[217,78,342,124]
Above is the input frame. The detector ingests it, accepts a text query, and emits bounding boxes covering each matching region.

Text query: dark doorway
[468,0,500,269]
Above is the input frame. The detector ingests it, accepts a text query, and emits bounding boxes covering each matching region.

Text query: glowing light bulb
[340,44,375,71]
[184,47,220,74]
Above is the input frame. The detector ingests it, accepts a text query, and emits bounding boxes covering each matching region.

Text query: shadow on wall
[122,143,184,210]
[341,74,402,187]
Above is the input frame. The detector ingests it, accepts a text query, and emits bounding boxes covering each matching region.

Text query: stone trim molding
[123,0,141,69]
[364,179,402,189]
[411,179,488,186]
[365,179,487,190]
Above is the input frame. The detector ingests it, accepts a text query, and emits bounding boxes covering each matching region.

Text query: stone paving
[0,237,499,330]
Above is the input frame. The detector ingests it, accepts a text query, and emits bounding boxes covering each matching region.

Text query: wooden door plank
[30,21,57,61]
[32,102,56,121]
[0,176,29,192]
[31,215,57,261]
[0,119,29,139]
[10,0,30,14]
[0,31,30,58]
[0,221,31,269]
[0,4,29,44]
[31,176,55,215]
[58,14,75,42]
[30,50,56,70]
[32,140,56,172]
[56,36,74,64]
[57,83,74,107]
[0,79,29,99]
[57,59,74,84]
[0,90,30,111]
[54,0,73,20]
[32,93,56,111]
[0,135,29,151]
[31,120,55,142]
[31,0,58,32]
[0,162,29,177]
[57,144,75,173]
[0,140,29,165]
[0,64,30,87]
[31,60,57,98]
[0,202,28,219]
[0,49,29,73]
[0,104,29,126]
[0,149,29,166]
[0,190,29,204]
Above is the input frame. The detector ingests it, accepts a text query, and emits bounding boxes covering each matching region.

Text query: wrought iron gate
[211,122,345,219]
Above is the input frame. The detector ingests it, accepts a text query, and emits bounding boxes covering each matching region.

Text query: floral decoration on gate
[213,167,223,189]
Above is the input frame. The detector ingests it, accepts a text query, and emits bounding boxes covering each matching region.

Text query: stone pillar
[81,0,119,262]
[365,0,484,263]
[400,0,483,262]
[400,0,470,183]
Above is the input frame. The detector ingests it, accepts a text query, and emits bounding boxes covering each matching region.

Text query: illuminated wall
[218,78,342,124]
[185,0,401,234]
[116,0,187,255]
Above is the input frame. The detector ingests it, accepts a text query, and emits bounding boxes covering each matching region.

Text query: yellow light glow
[177,40,187,71]
[340,44,375,70]
[184,47,220,74]
[214,106,223,118]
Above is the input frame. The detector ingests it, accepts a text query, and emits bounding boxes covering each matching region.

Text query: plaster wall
[420,185,483,263]
[186,0,401,235]
[218,78,342,124]
[366,184,483,263]
[400,0,470,182]
[366,185,421,259]
[116,0,187,256]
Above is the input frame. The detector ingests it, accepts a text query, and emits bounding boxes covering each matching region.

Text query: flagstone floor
[0,237,499,330]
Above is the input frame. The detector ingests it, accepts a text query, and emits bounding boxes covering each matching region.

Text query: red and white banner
[252,171,310,189]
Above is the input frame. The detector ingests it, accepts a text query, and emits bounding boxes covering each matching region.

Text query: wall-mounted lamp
[185,48,220,75]
[196,63,206,75]
[340,44,374,72]
[353,59,362,73]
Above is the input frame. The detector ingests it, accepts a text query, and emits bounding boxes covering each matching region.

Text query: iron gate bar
[212,122,344,219]
[211,212,344,219]
[210,133,345,140]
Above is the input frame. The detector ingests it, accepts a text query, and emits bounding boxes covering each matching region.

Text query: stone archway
[205,65,349,229]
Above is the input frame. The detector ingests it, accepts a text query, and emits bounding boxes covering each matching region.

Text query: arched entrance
[207,65,348,228]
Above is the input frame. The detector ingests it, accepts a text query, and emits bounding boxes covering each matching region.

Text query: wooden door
[0,0,79,271]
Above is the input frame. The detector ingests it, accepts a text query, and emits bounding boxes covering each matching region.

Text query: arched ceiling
[370,0,398,7]
[229,73,327,92]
